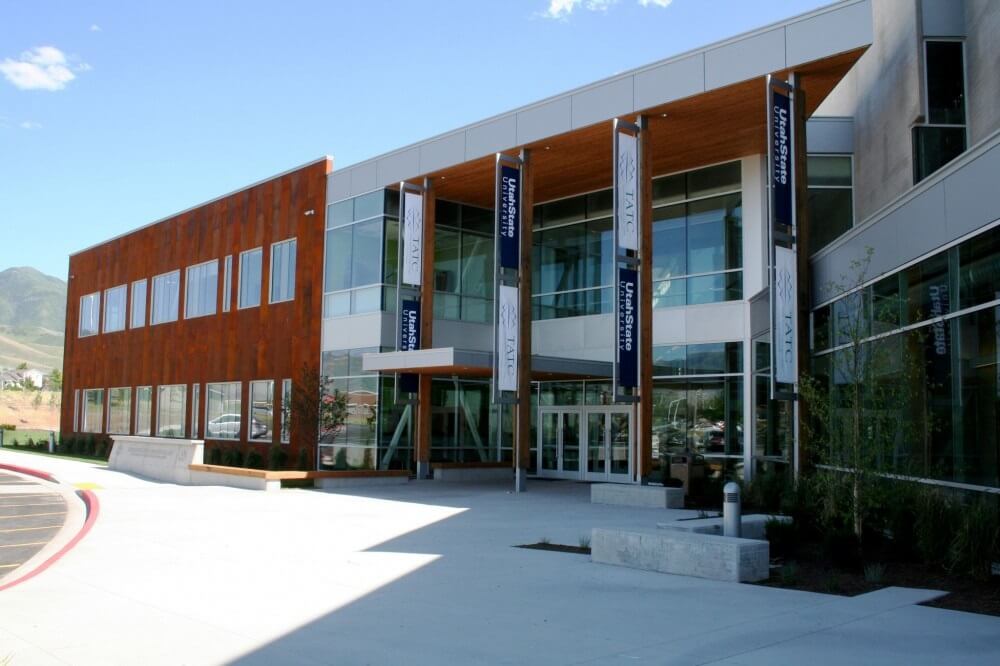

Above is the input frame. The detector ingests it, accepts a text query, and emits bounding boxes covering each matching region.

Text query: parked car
[206,413,268,439]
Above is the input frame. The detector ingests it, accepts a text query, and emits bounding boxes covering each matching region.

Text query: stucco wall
[965,0,1000,144]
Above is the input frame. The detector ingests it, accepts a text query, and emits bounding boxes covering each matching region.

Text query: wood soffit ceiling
[401,48,865,209]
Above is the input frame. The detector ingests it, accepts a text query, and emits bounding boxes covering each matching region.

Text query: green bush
[915,488,959,568]
[824,528,861,570]
[948,495,1000,580]
[85,435,96,457]
[222,447,242,467]
[96,440,108,459]
[882,480,921,560]
[26,437,35,448]
[267,444,287,471]
[245,448,264,469]
[747,468,789,513]
[296,446,310,471]
[0,423,16,431]
[208,447,223,465]
[766,518,799,559]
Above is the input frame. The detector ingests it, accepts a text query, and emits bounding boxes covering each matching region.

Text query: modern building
[61,0,1000,494]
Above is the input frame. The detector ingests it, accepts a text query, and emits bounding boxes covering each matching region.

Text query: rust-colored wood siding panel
[61,159,330,462]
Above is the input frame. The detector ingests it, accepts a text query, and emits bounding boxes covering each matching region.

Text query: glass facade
[248,380,274,442]
[812,224,1000,488]
[82,388,104,433]
[205,382,242,440]
[913,40,967,183]
[103,285,127,333]
[107,387,131,435]
[319,347,392,470]
[135,386,152,436]
[156,385,187,438]
[433,200,494,323]
[807,155,853,254]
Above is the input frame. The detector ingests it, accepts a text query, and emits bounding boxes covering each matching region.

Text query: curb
[0,464,100,592]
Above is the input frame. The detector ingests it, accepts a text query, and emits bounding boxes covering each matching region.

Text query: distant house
[0,368,45,390]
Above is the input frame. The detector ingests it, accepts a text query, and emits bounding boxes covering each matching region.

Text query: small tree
[48,369,63,391]
[288,362,348,470]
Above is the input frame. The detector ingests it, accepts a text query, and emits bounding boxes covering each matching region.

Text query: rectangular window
[103,285,127,333]
[107,387,131,435]
[222,255,232,312]
[248,380,274,441]
[185,260,219,318]
[151,270,180,325]
[914,40,967,183]
[238,248,263,309]
[191,384,200,439]
[131,279,147,328]
[280,378,291,444]
[205,382,243,440]
[73,388,80,431]
[270,239,296,303]
[807,155,854,254]
[135,386,152,436]
[156,384,187,438]
[79,292,100,337]
[82,388,104,433]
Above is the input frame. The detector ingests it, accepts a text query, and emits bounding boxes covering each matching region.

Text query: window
[73,389,80,431]
[319,348,383,470]
[222,255,232,313]
[205,382,242,440]
[151,270,180,325]
[239,248,263,309]
[249,380,274,441]
[103,285,127,333]
[914,40,967,183]
[107,387,131,434]
[433,201,495,323]
[82,388,104,433]
[270,239,296,303]
[280,378,291,443]
[807,155,853,254]
[191,384,200,439]
[135,386,152,436]
[79,292,100,337]
[156,385,187,438]
[131,279,147,328]
[185,260,218,318]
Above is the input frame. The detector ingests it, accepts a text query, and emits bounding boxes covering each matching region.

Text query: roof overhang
[362,348,613,381]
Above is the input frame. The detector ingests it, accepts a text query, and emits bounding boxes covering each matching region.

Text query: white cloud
[543,0,618,19]
[19,120,42,130]
[638,0,673,6]
[90,24,101,32]
[0,46,87,91]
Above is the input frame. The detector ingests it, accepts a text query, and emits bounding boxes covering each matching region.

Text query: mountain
[0,267,66,371]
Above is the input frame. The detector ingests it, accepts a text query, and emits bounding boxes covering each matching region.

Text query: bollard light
[723,481,741,538]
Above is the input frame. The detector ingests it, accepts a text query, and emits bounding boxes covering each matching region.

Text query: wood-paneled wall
[61,158,331,464]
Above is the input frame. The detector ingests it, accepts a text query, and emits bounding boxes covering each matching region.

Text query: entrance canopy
[362,347,612,381]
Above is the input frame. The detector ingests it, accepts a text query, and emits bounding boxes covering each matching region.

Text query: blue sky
[0,0,830,280]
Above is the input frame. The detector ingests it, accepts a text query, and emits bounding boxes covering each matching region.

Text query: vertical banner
[401,191,423,286]
[496,285,519,393]
[770,89,793,230]
[398,299,421,393]
[773,247,797,385]
[617,267,638,389]
[616,132,639,251]
[498,165,521,270]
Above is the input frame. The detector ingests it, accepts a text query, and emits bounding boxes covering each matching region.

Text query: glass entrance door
[538,406,633,482]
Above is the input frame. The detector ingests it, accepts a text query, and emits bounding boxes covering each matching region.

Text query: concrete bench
[591,483,685,509]
[315,474,410,490]
[658,514,791,540]
[432,464,512,482]
[591,527,770,583]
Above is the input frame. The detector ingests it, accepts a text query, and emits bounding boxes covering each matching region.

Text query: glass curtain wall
[433,200,495,323]
[429,378,506,463]
[319,347,382,470]
[651,342,745,480]
[812,223,1000,488]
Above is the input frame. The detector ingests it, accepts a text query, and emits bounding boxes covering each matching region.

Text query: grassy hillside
[0,267,66,371]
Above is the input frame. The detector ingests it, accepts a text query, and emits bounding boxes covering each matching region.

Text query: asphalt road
[0,471,66,581]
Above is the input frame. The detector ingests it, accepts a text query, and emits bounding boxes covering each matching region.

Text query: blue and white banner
[770,89,792,230]
[498,165,520,270]
[616,132,639,251]
[398,299,421,393]
[401,191,423,286]
[617,267,638,389]
[497,285,519,393]
[774,246,797,385]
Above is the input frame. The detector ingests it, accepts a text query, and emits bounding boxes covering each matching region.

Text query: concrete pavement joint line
[0,511,67,519]
[0,524,63,532]
[0,541,47,548]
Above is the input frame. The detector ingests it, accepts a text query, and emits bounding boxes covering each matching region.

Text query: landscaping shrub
[85,435,96,457]
[267,444,287,471]
[0,423,16,430]
[26,437,35,449]
[948,495,1000,581]
[245,448,264,469]
[222,447,242,467]
[824,528,862,570]
[747,467,789,513]
[882,479,921,560]
[915,488,959,568]
[96,439,108,459]
[765,518,799,559]
[296,446,310,471]
[208,447,223,465]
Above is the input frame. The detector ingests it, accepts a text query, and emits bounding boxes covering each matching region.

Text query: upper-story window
[222,255,233,312]
[270,239,296,304]
[323,190,398,317]
[239,248,263,309]
[79,292,100,337]
[185,259,218,318]
[807,155,854,254]
[151,270,180,324]
[130,279,147,328]
[103,284,127,333]
[434,201,494,323]
[913,40,967,183]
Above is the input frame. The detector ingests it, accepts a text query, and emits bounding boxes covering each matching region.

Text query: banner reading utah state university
[498,165,520,270]
[398,299,421,393]
[770,89,792,230]
[617,267,638,389]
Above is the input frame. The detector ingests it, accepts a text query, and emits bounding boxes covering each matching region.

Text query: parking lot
[0,470,66,581]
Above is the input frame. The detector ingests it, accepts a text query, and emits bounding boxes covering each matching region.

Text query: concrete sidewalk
[0,448,997,665]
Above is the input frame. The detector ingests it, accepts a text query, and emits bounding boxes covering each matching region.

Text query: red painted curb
[0,462,57,483]
[0,468,100,592]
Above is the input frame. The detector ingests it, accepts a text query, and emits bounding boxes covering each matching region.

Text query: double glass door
[538,406,632,482]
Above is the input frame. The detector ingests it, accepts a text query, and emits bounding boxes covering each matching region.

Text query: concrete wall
[965,0,1000,145]
[815,0,923,222]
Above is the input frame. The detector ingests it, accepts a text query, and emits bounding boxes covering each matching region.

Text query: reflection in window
[103,285,126,332]
[107,387,131,435]
[280,379,291,444]
[807,155,853,253]
[79,292,100,337]
[151,271,180,324]
[239,249,263,309]
[270,239,296,303]
[206,382,242,440]
[185,260,218,318]
[156,385,187,438]
[131,279,147,328]
[135,386,152,436]
[914,40,967,182]
[318,347,388,470]
[434,200,495,323]
[249,380,274,441]
[82,389,104,433]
